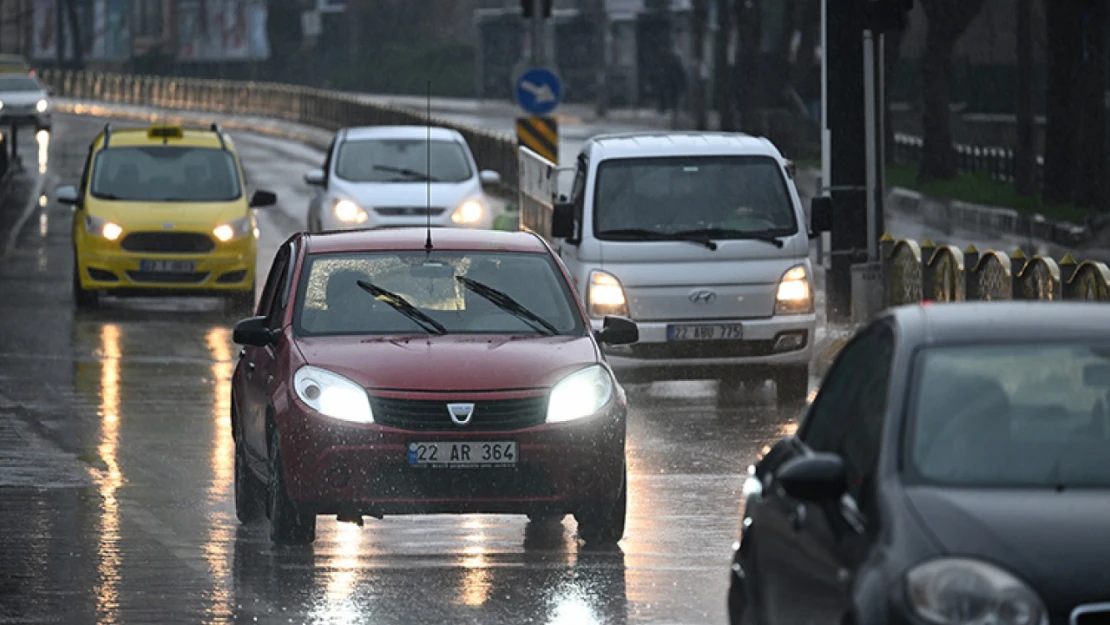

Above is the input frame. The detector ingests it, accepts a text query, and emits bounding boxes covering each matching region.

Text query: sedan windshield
[334,139,473,183]
[907,343,1110,488]
[91,146,242,202]
[294,251,584,337]
[0,76,40,91]
[593,155,797,239]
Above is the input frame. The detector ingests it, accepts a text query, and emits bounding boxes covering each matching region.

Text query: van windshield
[593,155,798,240]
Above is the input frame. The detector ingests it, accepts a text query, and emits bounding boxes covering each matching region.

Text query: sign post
[515,66,562,165]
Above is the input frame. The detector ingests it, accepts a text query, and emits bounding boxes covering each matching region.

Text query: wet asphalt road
[0,114,803,625]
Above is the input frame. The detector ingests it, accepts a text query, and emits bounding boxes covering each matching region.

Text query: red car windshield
[293,250,586,337]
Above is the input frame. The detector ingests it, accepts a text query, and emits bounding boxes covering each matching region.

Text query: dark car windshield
[294,250,585,337]
[91,146,242,202]
[334,139,473,183]
[906,343,1110,488]
[593,155,798,239]
[0,76,41,91]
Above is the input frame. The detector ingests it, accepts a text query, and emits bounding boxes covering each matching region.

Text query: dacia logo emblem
[447,403,475,426]
[689,289,717,304]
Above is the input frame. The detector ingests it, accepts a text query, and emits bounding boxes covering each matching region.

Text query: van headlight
[775,265,813,314]
[36,99,49,113]
[588,270,628,317]
[213,217,252,242]
[546,365,614,423]
[905,558,1047,625]
[451,200,484,225]
[293,366,374,423]
[333,199,368,224]
[85,214,122,241]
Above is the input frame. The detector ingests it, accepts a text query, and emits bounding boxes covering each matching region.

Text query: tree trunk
[884,23,906,164]
[714,0,736,130]
[592,0,609,118]
[918,22,959,180]
[735,0,762,129]
[1074,0,1105,209]
[1014,0,1036,196]
[63,0,81,68]
[1043,0,1082,205]
[692,0,709,129]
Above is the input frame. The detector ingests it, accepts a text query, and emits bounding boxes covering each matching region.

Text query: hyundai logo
[689,290,717,304]
[447,403,475,426]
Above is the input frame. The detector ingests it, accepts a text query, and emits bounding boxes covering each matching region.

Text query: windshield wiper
[674,228,788,249]
[356,280,448,335]
[596,227,718,251]
[372,164,441,182]
[456,276,559,336]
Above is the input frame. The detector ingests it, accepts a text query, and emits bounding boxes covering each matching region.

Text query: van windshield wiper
[372,165,441,182]
[356,280,448,335]
[596,227,718,251]
[674,228,788,249]
[456,276,559,336]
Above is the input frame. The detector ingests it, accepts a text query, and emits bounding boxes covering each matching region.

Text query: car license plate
[407,441,517,468]
[667,323,743,341]
[140,259,195,272]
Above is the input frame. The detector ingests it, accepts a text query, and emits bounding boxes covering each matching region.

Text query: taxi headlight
[85,214,122,241]
[775,265,813,315]
[35,99,48,113]
[213,217,252,242]
[546,364,614,423]
[333,199,368,224]
[293,365,374,424]
[451,200,485,225]
[905,558,1047,625]
[588,270,628,318]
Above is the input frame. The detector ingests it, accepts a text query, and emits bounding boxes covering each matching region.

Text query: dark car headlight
[546,364,614,423]
[293,365,374,423]
[905,558,1047,625]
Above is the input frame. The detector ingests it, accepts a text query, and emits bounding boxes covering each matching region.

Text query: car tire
[773,366,809,405]
[72,259,98,309]
[234,443,265,524]
[267,426,316,545]
[575,465,627,544]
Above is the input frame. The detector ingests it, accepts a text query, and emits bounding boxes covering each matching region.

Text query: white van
[520,132,832,405]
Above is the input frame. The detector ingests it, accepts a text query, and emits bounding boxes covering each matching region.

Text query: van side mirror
[304,169,326,187]
[552,202,575,240]
[233,316,278,346]
[479,170,501,186]
[56,185,79,207]
[249,190,277,208]
[810,196,833,235]
[596,315,638,345]
[777,453,846,502]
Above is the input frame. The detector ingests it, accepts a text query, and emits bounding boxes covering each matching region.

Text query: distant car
[729,301,1110,625]
[304,126,502,232]
[0,73,51,131]
[56,123,277,311]
[230,228,638,545]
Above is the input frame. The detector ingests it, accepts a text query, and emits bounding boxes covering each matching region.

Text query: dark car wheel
[72,259,98,309]
[575,466,627,544]
[774,366,809,405]
[234,443,265,524]
[267,427,316,545]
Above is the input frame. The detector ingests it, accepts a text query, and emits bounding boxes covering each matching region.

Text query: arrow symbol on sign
[521,80,556,103]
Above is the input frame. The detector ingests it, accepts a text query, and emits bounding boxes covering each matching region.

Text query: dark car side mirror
[596,315,639,345]
[233,316,278,346]
[552,202,575,240]
[810,196,833,235]
[249,190,277,208]
[777,453,846,502]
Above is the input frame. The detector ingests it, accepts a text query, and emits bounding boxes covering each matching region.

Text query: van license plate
[140,260,195,272]
[667,323,743,341]
[408,441,517,468]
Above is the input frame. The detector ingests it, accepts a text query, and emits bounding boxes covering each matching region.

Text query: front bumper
[76,241,255,294]
[277,397,627,517]
[0,111,50,128]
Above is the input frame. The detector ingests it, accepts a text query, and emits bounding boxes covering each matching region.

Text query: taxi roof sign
[147,124,184,140]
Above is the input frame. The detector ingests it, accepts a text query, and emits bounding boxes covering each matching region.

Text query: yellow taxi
[56,123,277,311]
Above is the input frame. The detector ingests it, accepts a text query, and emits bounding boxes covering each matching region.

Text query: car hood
[904,486,1110,610]
[85,198,248,230]
[332,179,479,210]
[294,334,601,392]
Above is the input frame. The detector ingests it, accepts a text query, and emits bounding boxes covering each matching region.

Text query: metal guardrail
[882,233,1110,306]
[892,133,1045,190]
[39,69,522,191]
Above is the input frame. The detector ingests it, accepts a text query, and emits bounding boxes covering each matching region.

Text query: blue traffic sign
[515,67,562,116]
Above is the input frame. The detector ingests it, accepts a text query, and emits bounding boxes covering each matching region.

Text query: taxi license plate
[667,323,743,341]
[140,259,196,272]
[407,441,517,468]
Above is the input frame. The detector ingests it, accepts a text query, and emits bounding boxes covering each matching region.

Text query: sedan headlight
[293,366,374,423]
[775,265,813,315]
[905,558,1047,625]
[588,270,628,318]
[36,99,49,113]
[451,200,484,225]
[85,214,122,241]
[213,216,252,242]
[546,364,614,423]
[333,199,368,224]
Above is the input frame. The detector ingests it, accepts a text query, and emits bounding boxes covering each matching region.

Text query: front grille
[369,395,548,431]
[126,271,209,284]
[1072,605,1110,625]
[364,464,554,498]
[627,340,778,360]
[374,207,447,217]
[120,232,216,254]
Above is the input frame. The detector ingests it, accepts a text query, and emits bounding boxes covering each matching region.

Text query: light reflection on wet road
[0,114,803,624]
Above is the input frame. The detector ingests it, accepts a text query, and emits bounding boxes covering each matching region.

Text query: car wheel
[234,442,265,524]
[773,366,809,405]
[72,259,98,309]
[575,465,627,544]
[266,426,316,545]
[226,288,255,317]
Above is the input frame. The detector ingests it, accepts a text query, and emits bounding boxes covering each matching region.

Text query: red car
[230,228,639,545]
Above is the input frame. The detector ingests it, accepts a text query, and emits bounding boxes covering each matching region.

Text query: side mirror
[232,316,277,346]
[55,185,79,206]
[777,453,846,502]
[249,190,277,208]
[304,169,326,187]
[479,170,501,186]
[810,196,833,234]
[552,202,575,240]
[596,315,639,345]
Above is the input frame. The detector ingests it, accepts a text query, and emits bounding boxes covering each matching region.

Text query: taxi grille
[369,396,548,431]
[374,207,447,217]
[126,271,209,284]
[121,232,216,254]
